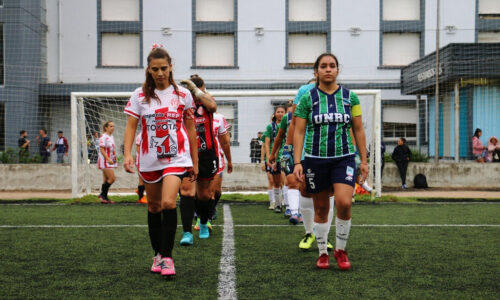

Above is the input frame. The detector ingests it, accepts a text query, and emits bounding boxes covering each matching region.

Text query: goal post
[71,89,382,199]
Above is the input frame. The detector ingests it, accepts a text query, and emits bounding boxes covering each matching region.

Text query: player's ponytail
[143,46,178,104]
[313,53,339,87]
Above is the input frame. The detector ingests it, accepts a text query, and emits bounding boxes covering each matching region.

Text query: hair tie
[151,43,164,50]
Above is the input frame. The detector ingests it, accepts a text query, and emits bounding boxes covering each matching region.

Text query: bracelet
[294,162,301,165]
[360,162,368,165]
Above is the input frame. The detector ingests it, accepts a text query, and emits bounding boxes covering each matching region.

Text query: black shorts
[265,162,282,175]
[303,155,356,194]
[198,149,219,180]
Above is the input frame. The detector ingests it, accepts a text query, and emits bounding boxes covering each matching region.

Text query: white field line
[218,204,237,300]
[0,224,499,228]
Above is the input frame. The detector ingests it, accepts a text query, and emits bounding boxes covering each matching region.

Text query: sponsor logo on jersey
[313,113,351,125]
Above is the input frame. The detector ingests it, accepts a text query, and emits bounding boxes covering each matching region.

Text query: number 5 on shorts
[308,177,315,190]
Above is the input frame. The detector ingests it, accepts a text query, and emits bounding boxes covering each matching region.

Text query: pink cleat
[160,257,176,277]
[150,254,162,273]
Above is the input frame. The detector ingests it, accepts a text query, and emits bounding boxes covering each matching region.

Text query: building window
[0,1,3,7]
[286,0,330,68]
[476,0,500,42]
[383,0,420,21]
[478,0,500,18]
[380,0,424,68]
[382,33,420,66]
[97,0,142,68]
[0,24,3,85]
[383,123,417,140]
[192,0,237,68]
[217,101,239,146]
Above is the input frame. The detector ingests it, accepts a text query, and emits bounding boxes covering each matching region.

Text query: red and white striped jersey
[213,113,230,172]
[98,133,117,169]
[124,86,195,172]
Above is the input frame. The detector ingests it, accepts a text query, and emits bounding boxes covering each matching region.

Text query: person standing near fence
[36,129,51,163]
[294,53,368,271]
[472,128,487,162]
[18,130,30,162]
[98,121,117,203]
[123,45,198,278]
[52,131,69,163]
[392,137,411,189]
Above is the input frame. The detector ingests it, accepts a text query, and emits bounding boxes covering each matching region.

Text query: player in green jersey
[294,53,368,271]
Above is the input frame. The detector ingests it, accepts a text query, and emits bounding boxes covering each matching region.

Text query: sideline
[1,224,498,228]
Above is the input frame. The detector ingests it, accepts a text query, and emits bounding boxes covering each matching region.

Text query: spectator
[36,129,51,163]
[487,136,500,163]
[250,131,263,163]
[392,137,411,189]
[472,128,487,163]
[51,131,69,163]
[18,130,30,162]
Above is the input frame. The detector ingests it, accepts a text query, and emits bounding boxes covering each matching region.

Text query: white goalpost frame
[71,90,382,199]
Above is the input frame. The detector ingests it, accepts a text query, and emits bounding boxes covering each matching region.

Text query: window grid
[96,0,143,68]
[191,0,238,69]
[0,24,3,86]
[285,0,331,69]
[379,0,425,68]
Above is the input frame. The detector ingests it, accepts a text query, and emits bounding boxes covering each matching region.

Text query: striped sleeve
[293,93,311,119]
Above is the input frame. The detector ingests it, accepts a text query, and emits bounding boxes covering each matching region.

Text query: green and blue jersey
[294,86,361,159]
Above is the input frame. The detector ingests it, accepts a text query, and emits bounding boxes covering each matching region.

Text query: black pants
[396,160,408,185]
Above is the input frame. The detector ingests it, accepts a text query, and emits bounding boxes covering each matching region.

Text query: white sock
[300,195,314,234]
[273,188,281,207]
[288,189,300,215]
[362,182,372,192]
[326,197,334,237]
[283,186,289,207]
[315,222,329,255]
[335,217,351,251]
[268,190,274,206]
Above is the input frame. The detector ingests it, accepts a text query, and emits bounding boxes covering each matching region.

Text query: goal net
[71,89,381,198]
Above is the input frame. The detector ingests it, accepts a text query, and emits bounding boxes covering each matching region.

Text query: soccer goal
[71,90,381,198]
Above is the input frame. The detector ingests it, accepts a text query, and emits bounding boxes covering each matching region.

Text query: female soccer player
[98,121,117,204]
[208,112,233,221]
[265,106,285,212]
[294,53,368,270]
[178,74,217,244]
[123,45,198,277]
[261,115,275,210]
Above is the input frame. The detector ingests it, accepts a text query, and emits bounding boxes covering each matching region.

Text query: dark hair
[400,137,407,144]
[40,129,47,134]
[20,130,26,135]
[57,130,63,134]
[190,75,205,89]
[286,101,294,109]
[313,53,339,87]
[143,47,179,104]
[473,128,482,138]
[103,121,113,132]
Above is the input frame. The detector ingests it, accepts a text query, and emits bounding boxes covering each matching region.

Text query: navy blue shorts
[303,155,356,194]
[265,162,282,175]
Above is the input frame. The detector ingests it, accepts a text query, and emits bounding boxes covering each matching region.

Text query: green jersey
[265,121,283,160]
[294,86,361,158]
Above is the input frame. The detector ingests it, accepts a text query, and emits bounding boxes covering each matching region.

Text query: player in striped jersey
[123,45,199,277]
[262,114,277,210]
[269,102,302,223]
[294,53,368,271]
[264,106,286,213]
[98,121,117,204]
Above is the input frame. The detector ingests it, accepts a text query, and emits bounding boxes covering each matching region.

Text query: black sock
[208,199,215,220]
[198,200,210,224]
[138,185,145,199]
[180,195,195,233]
[102,182,111,199]
[147,211,162,255]
[160,208,177,258]
[100,184,105,196]
[194,198,200,220]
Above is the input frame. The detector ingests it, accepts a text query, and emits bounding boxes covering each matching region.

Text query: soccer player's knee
[316,207,329,221]
[148,204,162,213]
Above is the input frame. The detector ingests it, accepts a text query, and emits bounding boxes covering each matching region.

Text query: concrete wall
[1,162,499,192]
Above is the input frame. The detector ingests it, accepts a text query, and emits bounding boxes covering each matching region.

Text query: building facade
[1,0,499,162]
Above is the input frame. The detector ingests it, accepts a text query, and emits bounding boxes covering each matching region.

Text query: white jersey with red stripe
[124,86,195,172]
[213,113,230,172]
[98,133,117,169]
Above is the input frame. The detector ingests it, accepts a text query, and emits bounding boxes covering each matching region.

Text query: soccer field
[0,202,499,299]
